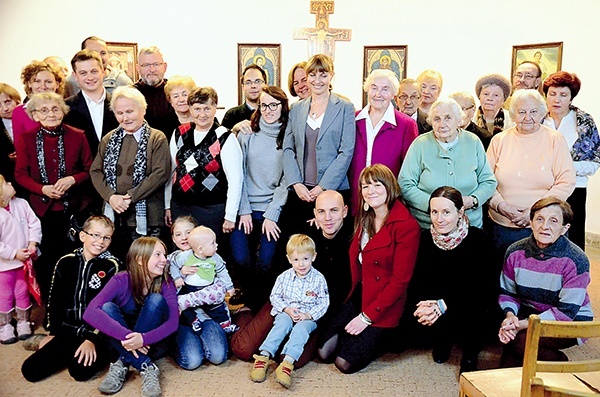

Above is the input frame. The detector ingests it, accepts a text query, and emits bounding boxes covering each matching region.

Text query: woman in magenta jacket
[318,164,420,373]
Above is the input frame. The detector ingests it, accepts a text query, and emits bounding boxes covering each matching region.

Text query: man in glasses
[222,64,267,135]
[395,78,430,135]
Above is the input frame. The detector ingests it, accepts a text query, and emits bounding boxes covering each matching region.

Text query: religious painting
[106,42,138,81]
[512,42,563,83]
[363,46,407,106]
[237,43,281,105]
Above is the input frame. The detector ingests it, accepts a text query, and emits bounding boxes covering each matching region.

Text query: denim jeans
[259,312,317,362]
[101,293,169,371]
[173,319,228,370]
[492,223,532,257]
[230,211,278,275]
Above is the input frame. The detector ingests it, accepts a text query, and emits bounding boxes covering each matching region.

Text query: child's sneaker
[0,323,17,345]
[140,362,161,397]
[250,354,270,382]
[16,320,32,340]
[98,360,128,394]
[275,360,294,389]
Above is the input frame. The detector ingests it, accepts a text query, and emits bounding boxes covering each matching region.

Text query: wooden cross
[293,0,351,60]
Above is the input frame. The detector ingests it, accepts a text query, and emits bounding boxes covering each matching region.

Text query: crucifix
[292,0,351,60]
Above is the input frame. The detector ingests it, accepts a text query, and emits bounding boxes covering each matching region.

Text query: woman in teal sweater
[399,98,497,229]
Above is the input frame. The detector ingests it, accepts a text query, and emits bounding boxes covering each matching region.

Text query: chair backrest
[530,377,598,397]
[521,315,600,397]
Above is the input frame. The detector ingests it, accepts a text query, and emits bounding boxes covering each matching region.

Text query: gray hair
[449,91,476,107]
[138,46,164,61]
[26,92,69,118]
[427,98,465,125]
[110,86,147,112]
[363,69,399,95]
[475,73,512,100]
[508,89,547,121]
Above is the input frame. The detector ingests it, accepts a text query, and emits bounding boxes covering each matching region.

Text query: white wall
[1,0,599,233]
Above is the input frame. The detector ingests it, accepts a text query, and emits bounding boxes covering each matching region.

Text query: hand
[108,194,131,214]
[308,185,324,200]
[511,208,531,228]
[180,266,197,276]
[27,242,37,256]
[226,288,236,297]
[262,219,280,242]
[8,151,16,160]
[497,202,528,226]
[307,217,319,229]
[15,248,31,261]
[41,185,63,199]
[74,340,97,366]
[223,220,235,233]
[174,278,185,288]
[462,195,474,210]
[345,315,369,335]
[232,120,252,135]
[164,209,172,227]
[295,312,312,322]
[284,307,301,322]
[238,214,253,234]
[293,183,313,202]
[498,312,524,344]
[122,332,144,357]
[413,300,442,326]
[53,176,76,193]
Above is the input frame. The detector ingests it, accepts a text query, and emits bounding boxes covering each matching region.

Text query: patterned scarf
[571,106,600,163]
[103,122,150,235]
[476,106,505,138]
[36,126,67,207]
[430,213,469,251]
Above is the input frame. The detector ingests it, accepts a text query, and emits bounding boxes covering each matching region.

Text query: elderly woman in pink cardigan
[348,69,417,214]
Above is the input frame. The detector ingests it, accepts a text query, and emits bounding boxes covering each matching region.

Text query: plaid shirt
[269,267,329,321]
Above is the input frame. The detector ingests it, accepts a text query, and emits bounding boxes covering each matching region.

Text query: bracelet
[359,312,372,325]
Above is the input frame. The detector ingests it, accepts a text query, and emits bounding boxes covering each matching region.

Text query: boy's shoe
[274,360,294,389]
[0,324,17,345]
[250,354,270,383]
[16,320,32,340]
[22,334,47,351]
[98,360,128,394]
[140,362,161,397]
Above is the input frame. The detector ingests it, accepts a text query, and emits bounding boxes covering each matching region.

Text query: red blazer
[347,199,420,328]
[15,124,93,217]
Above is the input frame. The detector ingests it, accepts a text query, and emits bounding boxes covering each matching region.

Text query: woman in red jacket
[317,164,420,373]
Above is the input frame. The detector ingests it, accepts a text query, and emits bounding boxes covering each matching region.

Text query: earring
[363,202,369,212]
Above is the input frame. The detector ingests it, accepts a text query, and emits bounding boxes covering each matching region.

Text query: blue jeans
[101,293,169,371]
[230,211,278,275]
[259,312,317,362]
[492,223,532,257]
[174,319,228,370]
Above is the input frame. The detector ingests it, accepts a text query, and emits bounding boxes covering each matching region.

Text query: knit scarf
[36,126,67,207]
[103,122,150,235]
[430,213,469,251]
[477,106,505,138]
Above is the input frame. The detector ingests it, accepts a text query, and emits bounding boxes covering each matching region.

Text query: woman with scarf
[14,92,93,297]
[542,71,600,251]
[90,86,170,260]
[474,74,514,139]
[406,186,497,373]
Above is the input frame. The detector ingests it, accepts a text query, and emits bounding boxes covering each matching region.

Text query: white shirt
[82,88,107,140]
[2,118,13,141]
[355,103,397,166]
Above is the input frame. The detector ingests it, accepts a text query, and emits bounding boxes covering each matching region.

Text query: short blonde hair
[26,92,69,119]
[0,83,21,104]
[286,234,316,256]
[363,69,399,95]
[164,75,196,101]
[416,69,443,89]
[110,86,147,112]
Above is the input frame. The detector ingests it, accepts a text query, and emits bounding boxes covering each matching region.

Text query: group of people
[0,34,598,395]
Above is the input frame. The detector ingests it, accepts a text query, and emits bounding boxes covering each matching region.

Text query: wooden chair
[530,377,598,397]
[459,315,600,397]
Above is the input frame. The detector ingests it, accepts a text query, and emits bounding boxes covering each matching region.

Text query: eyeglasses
[243,79,265,86]
[140,62,164,69]
[461,105,475,112]
[398,94,420,102]
[83,230,112,242]
[514,73,538,80]
[260,102,281,111]
[34,107,62,116]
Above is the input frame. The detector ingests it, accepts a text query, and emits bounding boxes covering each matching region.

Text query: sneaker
[16,320,32,340]
[22,334,47,351]
[0,324,17,345]
[250,354,270,383]
[98,360,128,394]
[140,362,161,397]
[274,360,294,389]
[228,290,245,306]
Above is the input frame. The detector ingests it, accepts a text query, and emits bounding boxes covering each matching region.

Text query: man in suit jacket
[64,50,118,157]
[395,79,431,134]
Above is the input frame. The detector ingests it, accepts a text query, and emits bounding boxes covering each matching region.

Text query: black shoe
[432,344,451,364]
[228,290,246,306]
[460,354,478,373]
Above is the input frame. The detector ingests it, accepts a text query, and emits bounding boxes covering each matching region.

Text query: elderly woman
[288,62,310,100]
[399,98,497,229]
[407,186,497,373]
[317,164,420,374]
[349,69,417,214]
[13,61,65,144]
[166,87,242,237]
[474,74,514,138]
[498,197,592,367]
[0,83,22,191]
[164,75,196,125]
[486,89,576,254]
[15,92,93,296]
[90,86,170,259]
[415,70,443,134]
[449,91,491,149]
[542,72,600,251]
[282,54,355,235]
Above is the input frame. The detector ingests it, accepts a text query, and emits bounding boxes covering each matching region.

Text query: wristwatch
[471,195,479,209]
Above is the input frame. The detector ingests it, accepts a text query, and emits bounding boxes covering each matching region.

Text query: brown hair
[126,237,169,306]
[543,71,581,99]
[241,64,267,84]
[70,49,103,72]
[428,186,464,213]
[188,86,218,107]
[250,86,289,149]
[354,164,401,239]
[529,197,573,225]
[0,83,22,104]
[305,54,334,75]
[287,62,307,97]
[82,215,115,233]
[20,60,65,96]
[170,215,197,235]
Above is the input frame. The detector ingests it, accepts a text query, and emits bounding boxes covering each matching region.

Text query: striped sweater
[499,235,593,322]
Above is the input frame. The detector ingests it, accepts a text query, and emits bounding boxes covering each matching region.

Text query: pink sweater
[0,198,42,271]
[486,125,575,228]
